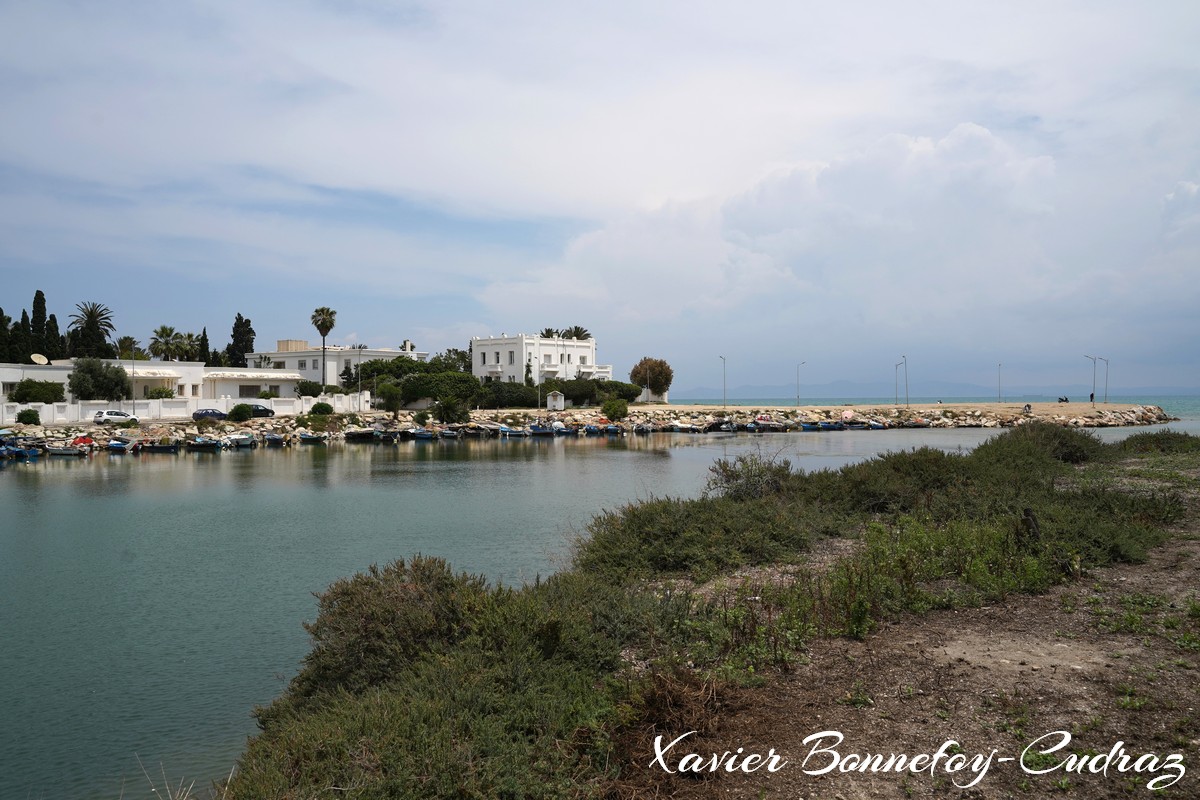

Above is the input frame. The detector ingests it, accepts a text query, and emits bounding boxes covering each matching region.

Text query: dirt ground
[621,471,1200,799]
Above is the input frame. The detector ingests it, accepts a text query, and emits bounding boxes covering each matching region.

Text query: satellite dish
[31,353,48,365]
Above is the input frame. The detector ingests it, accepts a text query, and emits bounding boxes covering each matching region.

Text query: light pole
[902,354,909,407]
[796,361,805,407]
[1099,357,1109,404]
[894,362,903,405]
[719,355,726,411]
[998,362,1002,403]
[1084,355,1097,406]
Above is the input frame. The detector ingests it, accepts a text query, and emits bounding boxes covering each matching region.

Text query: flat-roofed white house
[247,340,429,387]
[469,333,613,385]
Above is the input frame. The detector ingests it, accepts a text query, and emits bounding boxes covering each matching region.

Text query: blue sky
[2,1,1198,394]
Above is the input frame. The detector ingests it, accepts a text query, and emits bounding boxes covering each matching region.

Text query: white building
[469,333,612,385]
[247,339,429,387]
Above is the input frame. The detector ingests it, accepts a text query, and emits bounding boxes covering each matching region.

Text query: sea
[1,395,1197,799]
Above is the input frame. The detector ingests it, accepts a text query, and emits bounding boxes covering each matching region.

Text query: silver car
[94,410,139,425]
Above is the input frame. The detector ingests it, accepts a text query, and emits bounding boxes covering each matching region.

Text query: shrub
[295,380,323,397]
[310,402,334,416]
[227,403,253,423]
[601,397,629,421]
[16,409,40,425]
[10,379,64,404]
[413,410,430,427]
[147,387,175,399]
[704,451,793,501]
[432,397,469,424]
[258,390,279,399]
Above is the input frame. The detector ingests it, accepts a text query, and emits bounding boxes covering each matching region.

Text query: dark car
[192,408,228,421]
[249,404,276,418]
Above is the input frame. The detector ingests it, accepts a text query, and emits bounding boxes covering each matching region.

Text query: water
[2,409,1197,799]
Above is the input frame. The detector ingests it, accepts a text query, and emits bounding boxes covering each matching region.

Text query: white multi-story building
[469,333,612,384]
[246,339,429,387]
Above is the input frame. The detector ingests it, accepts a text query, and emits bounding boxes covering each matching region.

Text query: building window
[508,351,514,365]
[273,361,285,369]
[543,354,551,364]
[239,385,260,398]
[494,351,499,364]
[481,352,487,365]
[508,375,516,382]
[567,354,572,363]
[192,385,199,397]
[581,356,588,365]
[344,359,351,371]
[268,385,280,396]
[298,359,307,370]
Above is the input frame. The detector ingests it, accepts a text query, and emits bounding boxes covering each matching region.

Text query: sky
[1,1,1198,395]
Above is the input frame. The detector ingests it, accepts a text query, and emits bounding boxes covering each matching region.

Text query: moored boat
[297,432,327,444]
[186,436,224,452]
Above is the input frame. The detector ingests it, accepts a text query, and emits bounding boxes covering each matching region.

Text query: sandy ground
[656,402,1146,421]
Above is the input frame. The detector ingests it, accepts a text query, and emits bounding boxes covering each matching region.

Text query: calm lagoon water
[2,405,1197,799]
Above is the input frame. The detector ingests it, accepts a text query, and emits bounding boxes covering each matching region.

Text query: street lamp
[1084,355,1097,406]
[902,354,910,407]
[796,361,806,407]
[998,362,1002,403]
[1099,357,1109,404]
[894,361,903,405]
[719,355,726,411]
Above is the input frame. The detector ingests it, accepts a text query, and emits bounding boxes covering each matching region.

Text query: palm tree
[311,307,337,385]
[115,336,141,360]
[149,325,181,361]
[68,301,116,357]
[561,325,591,340]
[179,332,199,361]
[538,327,559,339]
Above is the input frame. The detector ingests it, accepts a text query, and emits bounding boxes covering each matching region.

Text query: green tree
[295,380,324,397]
[377,383,404,419]
[179,332,199,361]
[30,290,47,356]
[0,308,9,363]
[10,311,32,363]
[67,301,117,358]
[629,356,674,397]
[198,328,211,366]
[225,313,256,368]
[11,379,66,404]
[68,358,130,401]
[227,404,253,422]
[427,348,472,373]
[560,325,591,340]
[149,325,181,360]
[432,397,470,424]
[601,397,628,421]
[114,336,148,360]
[311,307,337,385]
[44,314,65,360]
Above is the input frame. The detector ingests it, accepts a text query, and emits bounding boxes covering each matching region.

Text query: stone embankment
[5,403,1176,444]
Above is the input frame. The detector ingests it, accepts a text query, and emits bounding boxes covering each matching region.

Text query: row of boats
[0,415,925,460]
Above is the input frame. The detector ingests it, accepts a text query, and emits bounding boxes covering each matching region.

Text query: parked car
[192,408,228,421]
[249,404,276,418]
[94,410,139,425]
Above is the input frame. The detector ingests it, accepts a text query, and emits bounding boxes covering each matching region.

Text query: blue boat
[818,421,846,431]
[297,432,327,444]
[529,424,556,437]
[263,433,287,447]
[604,424,625,435]
[186,437,224,452]
[411,428,437,440]
[799,422,821,431]
[498,425,530,437]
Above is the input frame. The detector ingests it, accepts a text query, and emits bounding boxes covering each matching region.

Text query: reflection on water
[0,423,1192,799]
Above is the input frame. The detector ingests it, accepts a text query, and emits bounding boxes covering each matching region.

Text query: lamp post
[1084,355,1097,406]
[719,355,726,411]
[796,361,805,407]
[902,354,909,407]
[1099,357,1109,404]
[998,362,1002,403]
[894,361,903,406]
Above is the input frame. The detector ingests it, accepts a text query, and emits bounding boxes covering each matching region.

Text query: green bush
[414,410,430,427]
[227,403,253,423]
[295,380,323,397]
[704,451,793,501]
[310,402,334,416]
[16,409,40,425]
[476,380,539,408]
[601,397,628,421]
[401,371,480,405]
[10,379,65,404]
[147,387,175,399]
[258,390,279,399]
[432,397,469,424]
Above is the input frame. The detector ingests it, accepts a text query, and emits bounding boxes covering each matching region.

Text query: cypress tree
[225,314,256,368]
[45,314,65,359]
[198,327,211,366]
[31,290,47,355]
[10,312,32,363]
[0,308,10,362]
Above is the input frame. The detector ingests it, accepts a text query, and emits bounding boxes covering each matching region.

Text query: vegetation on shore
[225,425,1197,798]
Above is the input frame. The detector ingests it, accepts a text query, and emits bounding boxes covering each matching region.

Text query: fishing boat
[223,432,257,449]
[703,420,735,433]
[374,430,401,443]
[297,432,327,444]
[343,428,378,443]
[499,425,530,437]
[818,421,846,431]
[45,445,89,457]
[107,437,139,453]
[186,437,224,452]
[868,422,889,430]
[799,422,821,432]
[529,423,556,437]
[139,439,181,454]
[263,433,287,447]
[583,424,603,436]
[439,428,460,439]
[410,428,436,440]
[604,424,625,435]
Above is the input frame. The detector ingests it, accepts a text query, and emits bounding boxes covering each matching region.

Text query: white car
[94,410,139,425]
